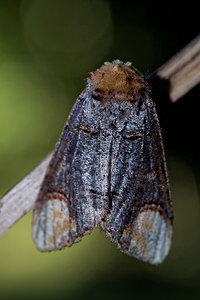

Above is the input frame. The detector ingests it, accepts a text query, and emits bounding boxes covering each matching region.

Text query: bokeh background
[0,1,200,299]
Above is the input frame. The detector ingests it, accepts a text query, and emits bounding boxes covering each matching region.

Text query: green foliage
[0,1,199,299]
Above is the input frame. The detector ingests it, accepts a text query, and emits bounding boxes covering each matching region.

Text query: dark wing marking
[32,91,98,251]
[102,97,173,264]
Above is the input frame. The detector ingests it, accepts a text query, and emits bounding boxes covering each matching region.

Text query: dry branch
[151,35,200,102]
[0,154,52,235]
[0,35,200,237]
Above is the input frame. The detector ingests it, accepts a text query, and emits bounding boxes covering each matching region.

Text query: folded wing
[102,97,173,264]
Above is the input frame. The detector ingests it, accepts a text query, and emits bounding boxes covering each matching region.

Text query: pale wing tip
[32,198,73,251]
[120,206,173,265]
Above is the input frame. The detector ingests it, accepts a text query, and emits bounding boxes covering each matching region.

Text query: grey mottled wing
[102,97,173,264]
[33,60,173,265]
[32,91,98,251]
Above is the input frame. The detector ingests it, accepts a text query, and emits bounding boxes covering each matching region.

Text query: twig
[0,154,52,236]
[150,35,200,102]
[0,35,200,237]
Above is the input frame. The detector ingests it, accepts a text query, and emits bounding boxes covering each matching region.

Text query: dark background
[0,1,200,299]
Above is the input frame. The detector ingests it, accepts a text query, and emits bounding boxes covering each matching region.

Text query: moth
[32,60,173,265]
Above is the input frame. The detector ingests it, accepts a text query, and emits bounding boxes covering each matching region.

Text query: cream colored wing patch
[122,204,172,264]
[33,194,72,251]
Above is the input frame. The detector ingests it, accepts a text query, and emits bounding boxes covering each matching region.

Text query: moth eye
[124,132,142,140]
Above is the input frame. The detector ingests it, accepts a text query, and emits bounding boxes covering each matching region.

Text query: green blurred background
[0,1,200,299]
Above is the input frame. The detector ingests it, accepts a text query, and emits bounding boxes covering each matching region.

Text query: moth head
[88,60,148,103]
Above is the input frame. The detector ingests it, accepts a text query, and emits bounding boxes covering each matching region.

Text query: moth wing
[33,91,96,251]
[103,98,173,264]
